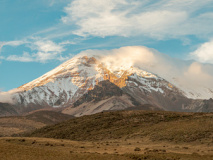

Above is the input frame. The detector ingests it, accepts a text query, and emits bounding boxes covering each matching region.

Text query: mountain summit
[8,46,213,116]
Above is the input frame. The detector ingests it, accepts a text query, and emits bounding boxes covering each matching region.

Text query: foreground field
[0,137,213,160]
[1,110,213,159]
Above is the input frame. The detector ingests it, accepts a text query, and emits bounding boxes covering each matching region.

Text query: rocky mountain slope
[62,80,160,116]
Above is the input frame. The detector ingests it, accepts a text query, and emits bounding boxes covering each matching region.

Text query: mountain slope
[8,46,213,116]
[0,103,19,117]
[12,55,181,114]
[62,80,160,116]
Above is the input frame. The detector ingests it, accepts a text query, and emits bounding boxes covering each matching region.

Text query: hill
[0,110,73,136]
[29,110,213,144]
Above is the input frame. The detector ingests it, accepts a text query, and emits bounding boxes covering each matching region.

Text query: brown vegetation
[1,110,213,159]
[0,137,213,160]
[28,110,213,144]
[0,110,73,136]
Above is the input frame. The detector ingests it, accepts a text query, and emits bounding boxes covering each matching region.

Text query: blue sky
[1,0,213,91]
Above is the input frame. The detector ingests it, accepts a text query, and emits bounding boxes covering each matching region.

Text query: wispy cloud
[3,38,71,63]
[7,52,34,62]
[0,40,27,52]
[34,40,64,52]
[32,0,213,41]
[59,40,76,45]
[60,0,213,39]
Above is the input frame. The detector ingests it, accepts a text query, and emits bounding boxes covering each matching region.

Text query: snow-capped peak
[12,46,213,110]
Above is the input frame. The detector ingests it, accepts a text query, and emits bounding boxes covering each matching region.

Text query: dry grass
[28,110,213,144]
[0,137,131,160]
[0,117,45,137]
[2,110,213,159]
[0,137,213,160]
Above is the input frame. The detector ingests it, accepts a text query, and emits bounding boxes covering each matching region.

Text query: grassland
[29,110,213,144]
[0,137,213,160]
[1,110,213,159]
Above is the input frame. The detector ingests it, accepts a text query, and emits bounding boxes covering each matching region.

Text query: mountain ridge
[4,46,213,116]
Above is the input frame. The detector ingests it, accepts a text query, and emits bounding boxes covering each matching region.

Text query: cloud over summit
[77,46,213,99]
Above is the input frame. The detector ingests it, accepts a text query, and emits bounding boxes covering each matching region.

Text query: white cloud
[2,0,213,64]
[0,40,27,53]
[59,40,76,45]
[184,62,213,81]
[32,39,66,62]
[190,40,213,63]
[34,51,59,62]
[0,40,27,50]
[4,39,69,63]
[7,52,34,62]
[4,40,27,46]
[60,0,213,39]
[32,40,65,53]
[0,92,13,104]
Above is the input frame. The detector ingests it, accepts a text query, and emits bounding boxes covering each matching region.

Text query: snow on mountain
[13,55,169,108]
[11,46,213,112]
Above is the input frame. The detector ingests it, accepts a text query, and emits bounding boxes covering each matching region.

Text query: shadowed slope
[0,110,73,136]
[62,80,160,116]
[0,102,19,117]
